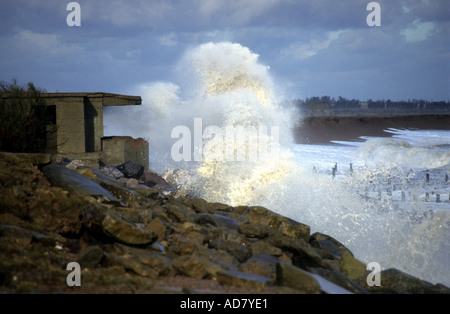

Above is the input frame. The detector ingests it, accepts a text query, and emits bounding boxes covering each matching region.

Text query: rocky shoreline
[0,152,449,294]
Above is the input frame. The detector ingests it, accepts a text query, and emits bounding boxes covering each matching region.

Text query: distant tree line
[293,96,450,115]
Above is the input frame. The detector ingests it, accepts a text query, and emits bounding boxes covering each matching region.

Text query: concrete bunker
[40,92,148,168]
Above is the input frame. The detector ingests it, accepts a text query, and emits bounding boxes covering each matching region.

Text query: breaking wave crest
[179,42,297,206]
[356,137,450,170]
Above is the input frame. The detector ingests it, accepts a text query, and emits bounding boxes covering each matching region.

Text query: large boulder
[42,164,121,205]
[239,254,279,281]
[309,232,353,260]
[116,161,144,179]
[101,210,157,245]
[339,251,367,281]
[276,262,321,293]
[242,206,310,241]
[368,268,450,294]
[216,269,274,291]
[139,170,169,187]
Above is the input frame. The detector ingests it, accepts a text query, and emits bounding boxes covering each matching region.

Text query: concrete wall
[101,136,149,169]
[44,96,86,154]
[84,96,103,153]
[43,94,104,154]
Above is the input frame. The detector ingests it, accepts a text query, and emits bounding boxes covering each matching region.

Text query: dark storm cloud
[0,0,448,100]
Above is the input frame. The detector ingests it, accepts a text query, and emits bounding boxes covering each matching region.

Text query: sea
[104,42,450,287]
[290,129,450,287]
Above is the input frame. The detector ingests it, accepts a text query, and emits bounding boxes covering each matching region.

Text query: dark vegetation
[0,80,56,153]
[294,96,450,115]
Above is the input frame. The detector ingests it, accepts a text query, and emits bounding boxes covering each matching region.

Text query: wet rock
[76,168,96,180]
[77,245,104,269]
[250,240,283,257]
[101,210,157,245]
[368,268,450,294]
[155,184,186,198]
[242,206,310,240]
[269,234,331,270]
[165,203,196,223]
[102,253,158,278]
[100,166,124,179]
[138,253,172,276]
[111,243,172,276]
[339,251,366,281]
[162,169,190,186]
[276,262,321,293]
[177,223,209,244]
[194,213,240,231]
[185,198,233,213]
[6,185,85,235]
[0,224,54,246]
[172,255,210,279]
[309,232,353,259]
[195,244,240,269]
[116,161,144,179]
[88,168,136,204]
[139,170,169,187]
[309,239,346,260]
[118,177,140,188]
[145,217,166,242]
[168,235,201,256]
[42,164,121,205]
[238,223,271,238]
[150,241,166,253]
[239,254,279,281]
[66,160,84,170]
[309,273,355,294]
[217,269,274,290]
[208,239,251,263]
[312,268,368,294]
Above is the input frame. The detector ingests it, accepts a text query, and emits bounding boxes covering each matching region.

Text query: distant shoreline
[294,113,450,144]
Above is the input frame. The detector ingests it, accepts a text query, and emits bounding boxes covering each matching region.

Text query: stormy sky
[0,0,449,101]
